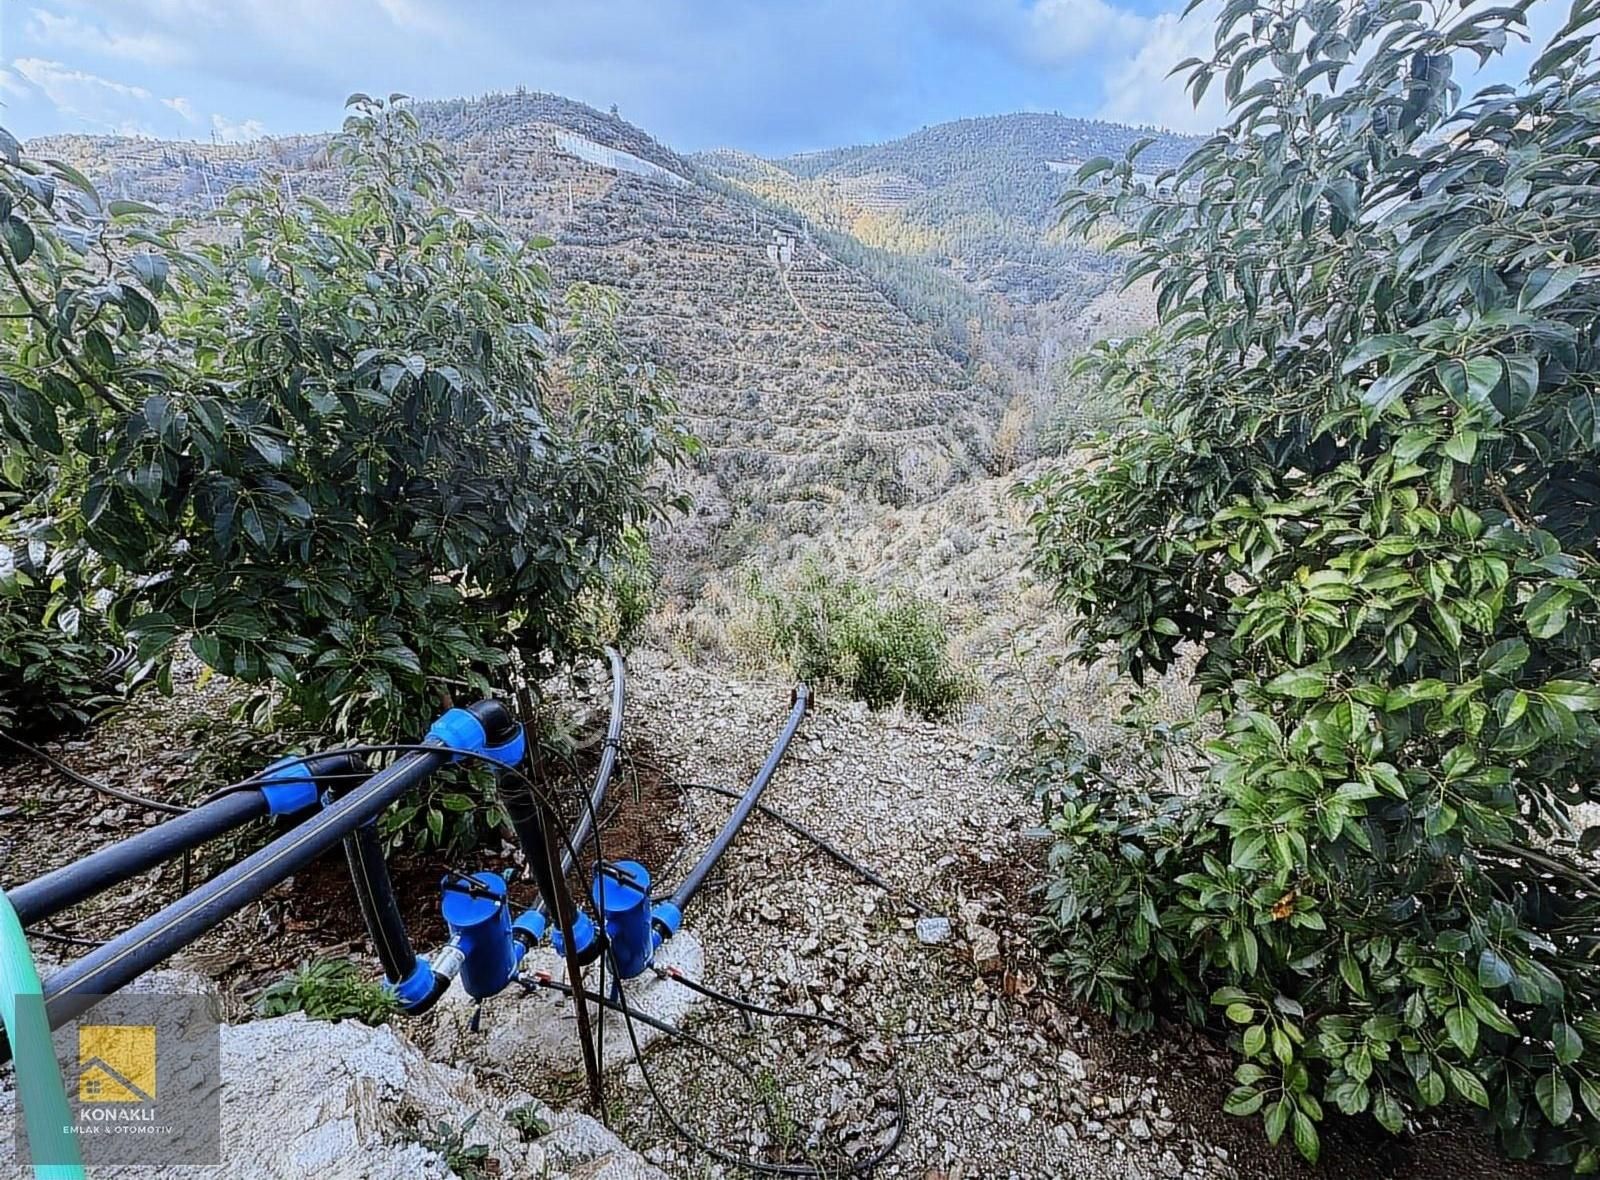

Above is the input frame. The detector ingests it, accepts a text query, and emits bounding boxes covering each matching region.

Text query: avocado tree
[1023,0,1600,1168]
[0,96,689,842]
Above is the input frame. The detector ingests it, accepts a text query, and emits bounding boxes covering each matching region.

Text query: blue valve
[439,871,517,999]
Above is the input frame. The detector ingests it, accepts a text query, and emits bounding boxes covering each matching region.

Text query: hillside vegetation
[700,114,1195,363]
[26,92,1004,581]
[1021,0,1600,1172]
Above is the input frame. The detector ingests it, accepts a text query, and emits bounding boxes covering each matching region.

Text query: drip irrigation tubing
[608,950,907,1178]
[666,780,933,916]
[667,685,809,913]
[0,731,189,815]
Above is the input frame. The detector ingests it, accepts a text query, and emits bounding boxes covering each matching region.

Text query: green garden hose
[0,889,83,1179]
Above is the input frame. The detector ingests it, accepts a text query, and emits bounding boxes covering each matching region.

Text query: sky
[0,0,1570,154]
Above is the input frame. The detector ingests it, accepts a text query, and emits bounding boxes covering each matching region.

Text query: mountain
[698,113,1198,369]
[27,92,1003,584]
[28,99,1195,586]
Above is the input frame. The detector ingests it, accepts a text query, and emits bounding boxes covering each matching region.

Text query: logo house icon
[77,1024,157,1104]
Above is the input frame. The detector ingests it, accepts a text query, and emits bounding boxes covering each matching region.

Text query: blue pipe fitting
[651,899,683,940]
[426,707,526,768]
[594,861,660,979]
[439,871,517,1000]
[259,757,321,816]
[388,958,436,1010]
[512,909,547,946]
[549,911,598,962]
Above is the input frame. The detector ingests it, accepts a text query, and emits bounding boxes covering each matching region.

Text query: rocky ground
[0,650,1548,1179]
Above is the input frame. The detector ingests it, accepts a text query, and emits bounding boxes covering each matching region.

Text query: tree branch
[0,245,132,415]
[1484,838,1600,896]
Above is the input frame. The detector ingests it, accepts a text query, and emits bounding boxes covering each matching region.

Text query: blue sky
[0,0,1569,152]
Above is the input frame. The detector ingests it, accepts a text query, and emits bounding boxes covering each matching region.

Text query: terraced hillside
[700,113,1198,358]
[27,92,1000,581]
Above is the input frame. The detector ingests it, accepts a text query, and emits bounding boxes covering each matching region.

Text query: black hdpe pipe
[561,646,626,883]
[8,791,268,927]
[7,750,370,927]
[667,684,809,914]
[29,701,518,1036]
[325,771,440,1009]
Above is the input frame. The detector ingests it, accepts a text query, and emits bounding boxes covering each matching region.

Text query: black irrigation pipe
[8,789,269,927]
[29,702,520,1036]
[563,646,626,882]
[667,684,809,913]
[668,780,933,917]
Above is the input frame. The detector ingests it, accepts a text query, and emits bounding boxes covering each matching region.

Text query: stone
[916,916,952,945]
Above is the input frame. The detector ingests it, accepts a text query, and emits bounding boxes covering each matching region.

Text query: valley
[29,92,1186,586]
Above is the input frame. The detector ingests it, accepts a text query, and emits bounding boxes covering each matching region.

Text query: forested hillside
[26,92,1002,582]
[700,113,1196,341]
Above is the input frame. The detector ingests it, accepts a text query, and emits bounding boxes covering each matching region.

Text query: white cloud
[210,112,266,142]
[373,0,453,35]
[164,95,198,122]
[1097,3,1228,133]
[1024,0,1149,65]
[24,8,186,66]
[9,57,162,134]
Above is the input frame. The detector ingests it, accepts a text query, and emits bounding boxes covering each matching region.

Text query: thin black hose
[560,647,626,883]
[519,974,758,1085]
[0,730,189,814]
[667,781,933,916]
[668,684,809,912]
[607,954,908,1177]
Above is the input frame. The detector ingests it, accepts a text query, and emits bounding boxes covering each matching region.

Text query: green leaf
[1477,949,1514,990]
[108,199,162,217]
[1553,1022,1583,1066]
[1383,679,1447,710]
[1372,1088,1405,1134]
[1444,1006,1478,1056]
[1520,264,1582,311]
[1540,680,1600,712]
[1580,1077,1600,1121]
[1223,1086,1264,1116]
[1291,1109,1320,1163]
[1225,1002,1255,1024]
[1442,430,1478,464]
[1450,1067,1490,1109]
[1266,666,1329,698]
[1341,334,1413,374]
[1479,639,1529,678]
[2,216,35,264]
[1535,1071,1573,1126]
[130,252,171,296]
[1265,1095,1291,1144]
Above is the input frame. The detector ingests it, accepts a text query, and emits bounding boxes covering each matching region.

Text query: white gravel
[579,650,1240,1180]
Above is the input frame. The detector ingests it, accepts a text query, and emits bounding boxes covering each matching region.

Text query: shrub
[0,97,689,843]
[740,561,972,718]
[256,958,398,1025]
[0,520,130,734]
[1021,0,1600,1170]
